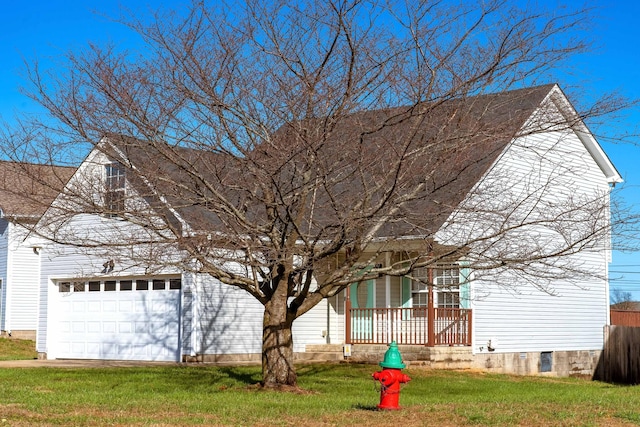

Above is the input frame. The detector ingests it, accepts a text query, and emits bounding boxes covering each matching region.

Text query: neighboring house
[34,84,621,376]
[0,161,74,340]
[611,301,640,311]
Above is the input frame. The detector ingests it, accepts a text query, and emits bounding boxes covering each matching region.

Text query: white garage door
[52,277,182,362]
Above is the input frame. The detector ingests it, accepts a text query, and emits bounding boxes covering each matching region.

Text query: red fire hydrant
[372,341,411,410]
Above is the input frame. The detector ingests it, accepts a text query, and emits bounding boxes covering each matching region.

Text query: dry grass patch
[0,338,36,361]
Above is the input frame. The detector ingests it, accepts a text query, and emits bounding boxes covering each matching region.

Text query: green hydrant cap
[379,341,406,369]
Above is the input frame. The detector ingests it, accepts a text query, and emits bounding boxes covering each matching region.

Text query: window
[433,266,460,309]
[105,162,125,217]
[136,280,149,290]
[56,277,180,293]
[411,280,429,309]
[411,265,461,310]
[410,267,429,316]
[540,352,553,372]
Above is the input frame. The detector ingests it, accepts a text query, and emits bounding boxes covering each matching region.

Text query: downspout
[3,222,13,335]
[191,272,199,358]
[427,267,435,347]
[345,286,351,345]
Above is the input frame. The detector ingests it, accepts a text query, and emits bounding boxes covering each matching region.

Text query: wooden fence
[610,310,640,327]
[594,325,640,384]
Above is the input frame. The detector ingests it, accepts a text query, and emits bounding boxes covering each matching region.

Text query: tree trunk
[262,298,297,387]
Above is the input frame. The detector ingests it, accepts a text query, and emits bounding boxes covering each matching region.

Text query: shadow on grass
[353,404,379,411]
[218,366,261,385]
[297,362,372,379]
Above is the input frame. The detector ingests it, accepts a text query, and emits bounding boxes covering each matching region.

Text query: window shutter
[401,276,412,320]
[459,263,471,309]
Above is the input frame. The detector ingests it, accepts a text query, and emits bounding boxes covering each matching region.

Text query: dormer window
[105,162,125,217]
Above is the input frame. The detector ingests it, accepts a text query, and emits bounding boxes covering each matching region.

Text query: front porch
[341,259,472,347]
[346,307,472,346]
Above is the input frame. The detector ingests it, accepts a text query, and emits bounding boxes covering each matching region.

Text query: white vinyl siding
[0,222,41,335]
[7,228,41,331]
[195,274,330,356]
[472,255,608,353]
[437,117,611,353]
[292,298,331,349]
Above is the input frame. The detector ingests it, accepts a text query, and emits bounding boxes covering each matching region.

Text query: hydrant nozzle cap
[379,341,406,369]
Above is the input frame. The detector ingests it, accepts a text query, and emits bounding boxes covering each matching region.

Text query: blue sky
[1,1,640,300]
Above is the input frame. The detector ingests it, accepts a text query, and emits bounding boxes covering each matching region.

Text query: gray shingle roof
[0,161,75,221]
[104,84,557,240]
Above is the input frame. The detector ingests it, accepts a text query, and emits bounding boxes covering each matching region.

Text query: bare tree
[611,288,636,310]
[0,0,629,387]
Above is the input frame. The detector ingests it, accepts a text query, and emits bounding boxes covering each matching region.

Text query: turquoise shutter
[401,276,411,308]
[459,263,471,309]
[350,265,375,309]
[401,276,412,320]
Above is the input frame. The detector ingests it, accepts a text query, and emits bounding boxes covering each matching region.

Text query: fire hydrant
[372,341,411,410]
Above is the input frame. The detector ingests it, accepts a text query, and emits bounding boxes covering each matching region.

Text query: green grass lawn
[0,338,36,360]
[0,363,638,426]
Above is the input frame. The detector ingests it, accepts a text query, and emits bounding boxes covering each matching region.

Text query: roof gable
[541,85,622,185]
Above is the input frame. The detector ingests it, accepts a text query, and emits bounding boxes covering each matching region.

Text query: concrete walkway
[0,359,181,368]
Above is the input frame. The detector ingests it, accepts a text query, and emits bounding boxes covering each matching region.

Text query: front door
[350,278,375,341]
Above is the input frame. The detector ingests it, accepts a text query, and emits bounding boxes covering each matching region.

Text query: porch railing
[348,307,472,346]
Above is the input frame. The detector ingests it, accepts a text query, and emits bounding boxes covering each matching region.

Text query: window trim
[105,162,126,217]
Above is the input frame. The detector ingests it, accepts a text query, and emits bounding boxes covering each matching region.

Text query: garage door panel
[119,301,133,312]
[153,298,176,311]
[101,342,119,358]
[103,301,117,312]
[134,301,148,313]
[103,321,116,333]
[150,321,173,334]
[86,342,101,357]
[60,321,71,333]
[58,342,71,353]
[134,322,148,333]
[87,322,100,333]
[131,344,147,357]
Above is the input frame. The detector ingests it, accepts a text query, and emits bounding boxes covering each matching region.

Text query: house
[0,161,74,340]
[34,84,621,376]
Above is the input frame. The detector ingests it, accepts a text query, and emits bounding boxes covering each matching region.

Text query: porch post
[345,286,352,345]
[427,268,435,347]
[467,309,473,346]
